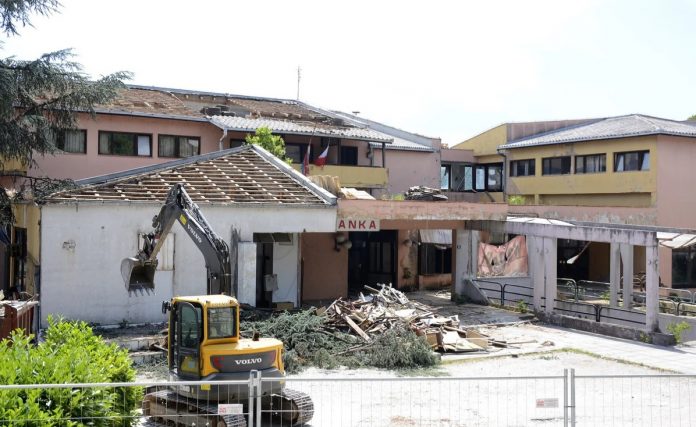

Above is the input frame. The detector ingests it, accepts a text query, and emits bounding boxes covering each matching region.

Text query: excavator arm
[121,183,233,295]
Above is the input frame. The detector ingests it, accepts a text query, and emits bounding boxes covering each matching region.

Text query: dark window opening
[419,244,452,275]
[542,156,571,175]
[99,131,152,156]
[510,159,535,177]
[672,247,696,289]
[340,146,358,165]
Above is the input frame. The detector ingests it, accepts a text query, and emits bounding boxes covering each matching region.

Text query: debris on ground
[403,186,448,201]
[324,284,504,353]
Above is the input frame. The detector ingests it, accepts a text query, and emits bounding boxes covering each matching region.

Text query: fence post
[563,369,568,427]
[570,368,576,427]
[248,370,262,427]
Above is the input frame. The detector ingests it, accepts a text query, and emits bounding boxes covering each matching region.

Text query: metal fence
[1,370,695,426]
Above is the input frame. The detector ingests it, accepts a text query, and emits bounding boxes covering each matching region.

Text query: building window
[285,144,306,164]
[475,163,503,191]
[419,244,452,275]
[99,131,152,156]
[53,129,87,153]
[158,135,200,158]
[440,165,450,190]
[340,146,358,165]
[575,154,606,174]
[230,139,245,149]
[368,241,393,274]
[542,156,571,175]
[615,151,649,172]
[672,247,696,289]
[510,159,535,177]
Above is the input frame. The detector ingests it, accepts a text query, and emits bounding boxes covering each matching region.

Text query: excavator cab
[120,257,157,293]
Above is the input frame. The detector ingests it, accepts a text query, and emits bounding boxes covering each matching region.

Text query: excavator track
[142,390,247,427]
[266,388,314,426]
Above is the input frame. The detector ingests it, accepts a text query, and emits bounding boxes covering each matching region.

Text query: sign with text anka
[336,218,380,232]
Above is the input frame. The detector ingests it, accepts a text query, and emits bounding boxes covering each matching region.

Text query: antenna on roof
[296,66,301,101]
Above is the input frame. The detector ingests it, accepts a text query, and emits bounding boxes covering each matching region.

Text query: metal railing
[1,370,695,426]
[473,279,534,307]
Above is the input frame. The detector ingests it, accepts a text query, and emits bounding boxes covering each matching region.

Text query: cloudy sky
[4,0,696,145]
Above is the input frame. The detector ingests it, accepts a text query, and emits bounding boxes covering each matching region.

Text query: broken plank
[343,315,371,342]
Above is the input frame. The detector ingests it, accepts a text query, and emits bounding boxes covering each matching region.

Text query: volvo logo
[186,223,203,244]
[235,357,262,365]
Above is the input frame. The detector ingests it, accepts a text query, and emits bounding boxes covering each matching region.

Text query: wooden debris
[321,283,495,353]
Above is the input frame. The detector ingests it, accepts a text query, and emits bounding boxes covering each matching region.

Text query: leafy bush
[666,321,692,344]
[0,317,142,426]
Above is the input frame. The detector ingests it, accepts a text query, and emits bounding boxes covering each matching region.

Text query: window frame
[441,162,501,192]
[418,243,452,275]
[614,150,650,172]
[509,159,536,177]
[55,129,87,154]
[440,164,451,190]
[672,247,696,289]
[542,156,572,175]
[575,153,607,174]
[158,134,201,158]
[98,131,153,157]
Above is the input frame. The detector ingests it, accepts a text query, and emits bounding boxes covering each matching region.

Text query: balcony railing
[292,164,388,188]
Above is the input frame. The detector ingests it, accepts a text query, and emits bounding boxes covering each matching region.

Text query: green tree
[0,0,131,224]
[688,114,696,121]
[245,127,291,163]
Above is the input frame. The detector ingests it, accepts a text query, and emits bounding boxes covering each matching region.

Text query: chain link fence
[1,370,695,426]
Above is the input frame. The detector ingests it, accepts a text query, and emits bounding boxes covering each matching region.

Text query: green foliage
[359,325,439,370]
[242,309,439,373]
[516,300,528,313]
[0,317,142,425]
[666,321,692,344]
[0,1,130,226]
[244,127,290,163]
[688,114,696,121]
[507,195,526,205]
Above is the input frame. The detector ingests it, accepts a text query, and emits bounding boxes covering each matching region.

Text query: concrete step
[130,350,166,365]
[107,335,165,352]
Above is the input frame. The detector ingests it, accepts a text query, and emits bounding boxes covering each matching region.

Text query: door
[170,301,202,379]
[348,230,397,292]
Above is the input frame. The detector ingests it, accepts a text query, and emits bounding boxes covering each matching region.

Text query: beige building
[454,114,696,290]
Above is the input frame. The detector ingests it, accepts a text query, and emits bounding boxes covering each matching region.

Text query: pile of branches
[240,296,438,373]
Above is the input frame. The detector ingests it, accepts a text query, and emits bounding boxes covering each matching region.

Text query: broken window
[51,129,87,154]
[440,165,450,190]
[419,244,452,275]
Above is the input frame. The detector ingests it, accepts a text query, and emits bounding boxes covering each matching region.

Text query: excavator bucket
[121,257,157,293]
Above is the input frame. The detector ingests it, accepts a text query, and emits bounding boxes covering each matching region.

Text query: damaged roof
[501,114,696,149]
[45,145,336,206]
[94,85,393,143]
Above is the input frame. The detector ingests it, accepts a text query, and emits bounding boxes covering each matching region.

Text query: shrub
[0,317,141,426]
[666,321,692,344]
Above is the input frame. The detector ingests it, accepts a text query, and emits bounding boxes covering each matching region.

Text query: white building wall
[39,203,335,326]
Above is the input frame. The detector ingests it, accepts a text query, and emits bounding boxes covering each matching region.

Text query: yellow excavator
[121,183,313,427]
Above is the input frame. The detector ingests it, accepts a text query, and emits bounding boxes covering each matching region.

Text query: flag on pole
[315,146,329,167]
[302,144,311,176]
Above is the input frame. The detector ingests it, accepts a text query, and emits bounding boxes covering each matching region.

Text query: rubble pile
[403,186,448,201]
[322,284,501,353]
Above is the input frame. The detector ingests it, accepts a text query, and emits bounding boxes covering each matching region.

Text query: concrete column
[453,229,479,297]
[453,229,470,296]
[609,243,621,307]
[528,236,545,311]
[543,237,557,315]
[645,244,659,332]
[620,243,634,310]
[237,241,257,306]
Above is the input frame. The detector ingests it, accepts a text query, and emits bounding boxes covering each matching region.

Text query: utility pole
[296,66,301,100]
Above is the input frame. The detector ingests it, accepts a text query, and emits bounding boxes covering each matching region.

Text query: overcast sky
[4,0,696,145]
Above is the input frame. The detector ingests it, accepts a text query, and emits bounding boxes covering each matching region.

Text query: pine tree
[0,0,131,224]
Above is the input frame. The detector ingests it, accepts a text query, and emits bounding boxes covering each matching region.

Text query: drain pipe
[218,128,228,151]
[496,147,508,202]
